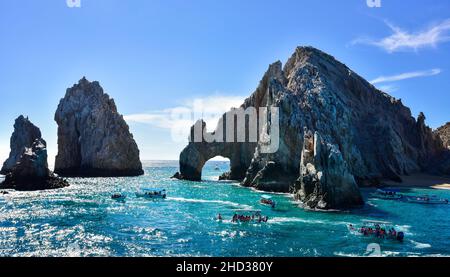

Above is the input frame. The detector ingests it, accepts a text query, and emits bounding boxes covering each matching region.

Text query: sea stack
[54,77,143,177]
[0,115,42,175]
[0,116,69,191]
[175,46,450,210]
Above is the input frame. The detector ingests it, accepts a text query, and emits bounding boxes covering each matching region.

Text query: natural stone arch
[178,120,256,181]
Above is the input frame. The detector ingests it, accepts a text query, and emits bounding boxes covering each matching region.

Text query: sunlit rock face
[436,122,450,150]
[0,115,42,175]
[54,77,143,177]
[0,116,69,191]
[176,46,448,209]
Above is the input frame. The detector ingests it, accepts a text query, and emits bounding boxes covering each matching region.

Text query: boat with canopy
[405,195,448,204]
[135,188,167,199]
[260,195,276,208]
[230,209,269,223]
[370,189,403,200]
[348,220,404,242]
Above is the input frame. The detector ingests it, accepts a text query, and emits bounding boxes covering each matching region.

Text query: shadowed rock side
[175,46,449,209]
[54,77,143,177]
[0,115,42,175]
[295,131,363,209]
[0,117,69,191]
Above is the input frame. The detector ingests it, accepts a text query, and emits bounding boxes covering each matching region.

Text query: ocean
[0,160,449,257]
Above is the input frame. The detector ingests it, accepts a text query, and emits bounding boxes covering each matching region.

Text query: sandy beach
[383,174,450,190]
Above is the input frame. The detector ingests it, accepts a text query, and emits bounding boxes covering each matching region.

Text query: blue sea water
[0,160,449,257]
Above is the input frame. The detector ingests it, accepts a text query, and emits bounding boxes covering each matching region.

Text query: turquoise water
[0,160,449,257]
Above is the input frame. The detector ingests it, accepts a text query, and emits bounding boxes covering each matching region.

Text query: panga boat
[370,189,403,200]
[260,195,276,208]
[136,189,167,199]
[348,220,404,242]
[406,195,448,204]
[111,193,126,201]
[231,209,268,223]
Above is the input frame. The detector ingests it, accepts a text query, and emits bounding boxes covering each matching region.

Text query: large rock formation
[175,46,449,209]
[0,117,69,191]
[54,77,143,177]
[436,123,450,149]
[0,115,42,175]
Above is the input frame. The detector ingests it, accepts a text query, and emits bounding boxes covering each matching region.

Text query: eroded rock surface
[1,117,69,191]
[295,131,363,209]
[436,122,450,149]
[0,116,42,175]
[54,77,143,177]
[176,46,449,209]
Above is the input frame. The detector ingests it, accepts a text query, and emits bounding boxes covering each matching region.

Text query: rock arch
[178,120,256,181]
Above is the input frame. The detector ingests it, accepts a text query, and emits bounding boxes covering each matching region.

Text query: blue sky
[0,0,449,162]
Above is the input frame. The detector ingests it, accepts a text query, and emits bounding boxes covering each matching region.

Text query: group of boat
[348,220,405,242]
[370,189,449,204]
[111,189,167,201]
[214,195,279,224]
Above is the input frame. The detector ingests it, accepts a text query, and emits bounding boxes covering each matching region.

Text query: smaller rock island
[0,116,69,191]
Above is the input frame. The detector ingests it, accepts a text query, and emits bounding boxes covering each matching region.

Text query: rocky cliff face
[436,123,450,149]
[54,77,143,177]
[295,131,363,209]
[0,116,69,191]
[175,46,448,209]
[0,115,42,174]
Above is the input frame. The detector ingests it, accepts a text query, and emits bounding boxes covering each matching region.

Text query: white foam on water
[395,224,414,236]
[167,197,253,209]
[248,186,292,196]
[269,217,351,227]
[410,240,431,249]
[333,252,361,257]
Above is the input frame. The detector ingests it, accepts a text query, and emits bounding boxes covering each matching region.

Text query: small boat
[136,188,167,199]
[231,209,268,223]
[370,189,403,200]
[405,195,448,205]
[260,195,276,208]
[348,220,404,242]
[111,193,126,201]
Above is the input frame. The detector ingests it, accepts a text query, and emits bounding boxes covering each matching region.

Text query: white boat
[406,195,448,204]
[136,188,167,199]
[260,195,276,208]
[370,189,403,200]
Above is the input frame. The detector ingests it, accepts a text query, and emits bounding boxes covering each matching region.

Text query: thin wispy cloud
[377,85,398,93]
[124,95,246,142]
[352,19,450,53]
[370,68,442,84]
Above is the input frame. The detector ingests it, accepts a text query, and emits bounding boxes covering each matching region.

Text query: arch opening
[202,156,231,181]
